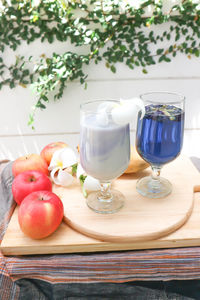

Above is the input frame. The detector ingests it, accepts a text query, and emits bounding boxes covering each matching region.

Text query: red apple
[12,170,52,205]
[40,142,68,166]
[12,154,49,177]
[18,190,64,239]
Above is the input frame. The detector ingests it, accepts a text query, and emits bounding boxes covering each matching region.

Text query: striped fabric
[4,247,200,284]
[0,160,200,299]
[0,161,19,300]
[0,252,19,300]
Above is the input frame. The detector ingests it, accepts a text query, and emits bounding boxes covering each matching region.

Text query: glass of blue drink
[80,100,130,214]
[136,92,185,198]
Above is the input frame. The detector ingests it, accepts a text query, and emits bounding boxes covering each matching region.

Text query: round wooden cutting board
[53,156,197,243]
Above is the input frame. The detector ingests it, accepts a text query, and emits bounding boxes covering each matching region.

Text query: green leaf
[175,33,180,41]
[71,163,78,176]
[191,41,196,47]
[79,174,87,198]
[0,0,198,130]
[28,113,35,128]
[142,68,148,74]
[164,57,171,62]
[195,49,200,57]
[156,49,164,55]
[158,55,165,63]
[9,81,15,89]
[110,65,116,73]
[172,51,177,57]
[41,95,48,102]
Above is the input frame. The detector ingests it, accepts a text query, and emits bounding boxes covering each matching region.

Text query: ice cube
[97,101,115,113]
[96,110,109,126]
[96,101,115,126]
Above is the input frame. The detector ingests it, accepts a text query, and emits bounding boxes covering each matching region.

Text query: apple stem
[29,176,36,182]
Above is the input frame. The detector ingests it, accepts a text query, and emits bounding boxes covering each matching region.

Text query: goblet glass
[136,92,185,198]
[80,100,130,214]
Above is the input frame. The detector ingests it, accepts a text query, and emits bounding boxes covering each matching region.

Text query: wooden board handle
[194,185,200,193]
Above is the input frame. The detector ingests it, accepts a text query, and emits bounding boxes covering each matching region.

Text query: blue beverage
[136,104,184,166]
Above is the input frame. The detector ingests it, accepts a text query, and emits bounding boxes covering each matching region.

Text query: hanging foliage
[0,0,199,126]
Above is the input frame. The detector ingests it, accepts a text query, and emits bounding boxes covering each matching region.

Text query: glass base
[86,189,125,214]
[136,176,172,198]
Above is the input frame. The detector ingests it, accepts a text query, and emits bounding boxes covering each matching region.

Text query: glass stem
[98,182,112,202]
[151,166,161,180]
[151,166,161,189]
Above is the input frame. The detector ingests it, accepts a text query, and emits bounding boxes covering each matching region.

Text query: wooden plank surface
[60,156,197,242]
[1,156,200,256]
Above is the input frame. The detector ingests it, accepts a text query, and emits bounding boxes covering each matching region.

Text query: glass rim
[80,99,119,114]
[140,91,185,106]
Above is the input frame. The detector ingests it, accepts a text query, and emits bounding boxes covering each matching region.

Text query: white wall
[1,37,200,160]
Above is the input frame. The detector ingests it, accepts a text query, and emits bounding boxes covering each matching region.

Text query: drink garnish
[146,104,181,120]
[111,97,145,125]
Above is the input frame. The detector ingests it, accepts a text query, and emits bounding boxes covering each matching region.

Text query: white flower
[49,148,77,170]
[83,176,101,191]
[111,97,145,125]
[49,148,77,186]
[50,168,74,186]
[122,97,145,119]
[76,163,85,179]
[76,163,101,196]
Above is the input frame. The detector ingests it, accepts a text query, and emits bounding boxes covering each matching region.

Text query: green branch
[0,0,199,127]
